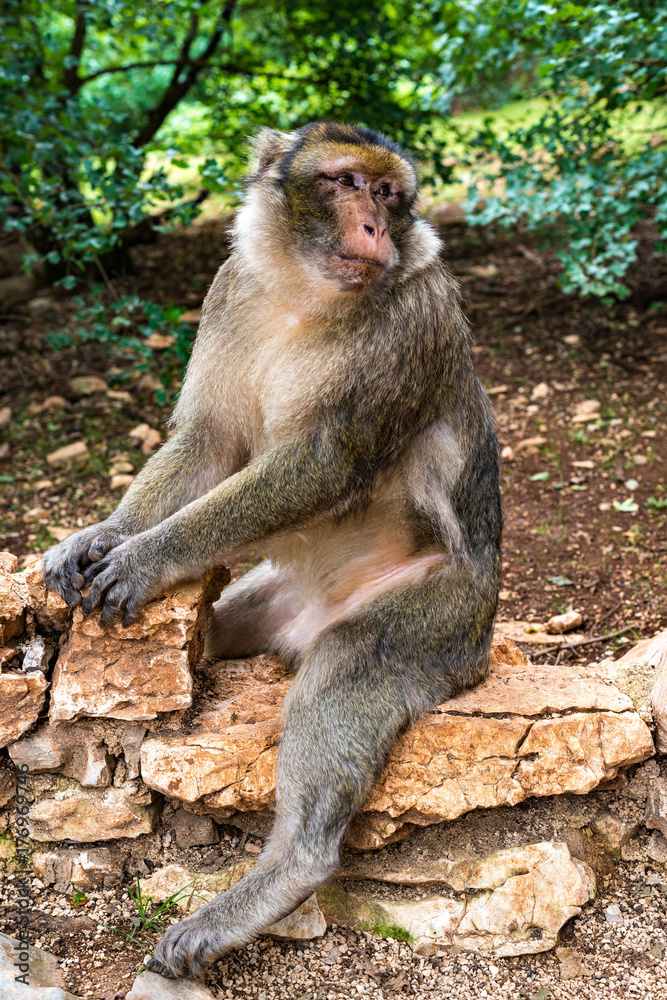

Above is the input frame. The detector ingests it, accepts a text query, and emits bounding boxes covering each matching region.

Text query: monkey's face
[284,150,416,293]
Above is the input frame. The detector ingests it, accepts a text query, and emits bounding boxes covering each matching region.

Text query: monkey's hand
[80,533,172,628]
[43,521,131,608]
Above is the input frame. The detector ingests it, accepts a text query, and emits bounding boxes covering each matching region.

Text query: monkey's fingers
[81,562,115,617]
[44,557,85,608]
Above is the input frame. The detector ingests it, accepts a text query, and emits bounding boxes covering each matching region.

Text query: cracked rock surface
[141,640,655,849]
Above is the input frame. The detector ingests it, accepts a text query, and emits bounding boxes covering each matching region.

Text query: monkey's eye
[337,175,354,187]
[376,183,392,198]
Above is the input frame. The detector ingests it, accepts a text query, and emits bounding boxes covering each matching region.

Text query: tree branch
[132,0,237,149]
[63,2,87,93]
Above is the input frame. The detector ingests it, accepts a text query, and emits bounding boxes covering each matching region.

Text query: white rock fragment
[545,610,583,634]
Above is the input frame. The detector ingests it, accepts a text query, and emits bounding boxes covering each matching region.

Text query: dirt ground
[1,214,667,997]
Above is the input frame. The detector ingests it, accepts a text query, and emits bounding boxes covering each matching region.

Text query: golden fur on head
[233,122,441,309]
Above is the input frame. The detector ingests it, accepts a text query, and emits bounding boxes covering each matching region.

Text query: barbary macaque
[44,121,502,978]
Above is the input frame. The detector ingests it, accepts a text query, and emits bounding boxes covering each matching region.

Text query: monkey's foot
[148,908,235,980]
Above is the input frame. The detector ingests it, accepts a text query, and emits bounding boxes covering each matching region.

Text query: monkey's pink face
[312,157,410,290]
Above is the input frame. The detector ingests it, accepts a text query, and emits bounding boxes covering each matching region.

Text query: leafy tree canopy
[1,0,665,298]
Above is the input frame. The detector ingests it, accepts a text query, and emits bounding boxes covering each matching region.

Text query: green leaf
[612,498,638,512]
[530,471,550,481]
[547,575,575,587]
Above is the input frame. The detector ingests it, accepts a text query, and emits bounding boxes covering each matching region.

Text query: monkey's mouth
[330,254,385,288]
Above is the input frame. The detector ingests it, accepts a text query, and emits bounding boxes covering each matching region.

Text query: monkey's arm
[43,427,237,606]
[81,403,426,625]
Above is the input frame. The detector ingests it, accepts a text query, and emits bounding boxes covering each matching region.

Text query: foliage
[435,1,667,298]
[1,0,665,299]
[0,0,442,282]
[46,291,195,396]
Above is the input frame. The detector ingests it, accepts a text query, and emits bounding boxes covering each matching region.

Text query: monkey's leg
[204,560,302,659]
[148,566,494,979]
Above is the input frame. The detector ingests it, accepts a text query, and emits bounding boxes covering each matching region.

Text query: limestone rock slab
[321,842,595,958]
[127,970,215,1000]
[28,779,156,841]
[0,672,48,749]
[21,556,70,631]
[0,931,81,999]
[141,639,654,849]
[49,567,228,722]
[9,722,113,786]
[0,558,29,643]
[139,862,326,939]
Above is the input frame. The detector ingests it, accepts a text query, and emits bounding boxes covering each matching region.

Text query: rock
[0,931,80,999]
[9,723,113,786]
[139,861,325,939]
[47,527,79,543]
[129,423,162,453]
[645,778,667,839]
[141,648,654,849]
[28,779,156,842]
[0,672,48,749]
[264,893,327,940]
[69,376,107,395]
[0,552,18,573]
[648,831,667,863]
[591,812,640,851]
[138,862,256,914]
[545,610,583,634]
[604,903,624,925]
[144,333,174,350]
[0,408,11,429]
[33,846,119,892]
[136,373,163,393]
[110,474,135,489]
[20,556,69,631]
[19,638,49,673]
[46,442,89,467]
[571,399,600,424]
[321,842,594,957]
[530,382,550,401]
[168,809,219,849]
[556,946,585,980]
[0,561,29,642]
[49,567,228,722]
[495,620,585,646]
[514,436,547,453]
[127,971,215,1000]
[489,633,528,665]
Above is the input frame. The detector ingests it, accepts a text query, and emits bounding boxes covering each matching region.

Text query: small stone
[129,423,162,453]
[514,436,547,453]
[145,332,174,350]
[33,846,119,892]
[591,812,640,851]
[545,610,583,634]
[106,389,132,400]
[19,637,49,673]
[48,526,79,542]
[645,778,667,838]
[109,461,134,474]
[648,831,667,863]
[265,894,327,940]
[136,373,163,393]
[9,722,113,787]
[169,809,219,849]
[571,399,600,424]
[110,473,134,489]
[556,946,584,980]
[70,375,108,394]
[46,441,89,466]
[604,903,624,924]
[0,407,10,428]
[531,382,550,401]
[41,395,69,411]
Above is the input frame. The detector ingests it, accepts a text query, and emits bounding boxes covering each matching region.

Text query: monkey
[43,121,502,979]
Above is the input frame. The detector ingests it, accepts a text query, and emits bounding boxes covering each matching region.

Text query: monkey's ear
[248,128,294,179]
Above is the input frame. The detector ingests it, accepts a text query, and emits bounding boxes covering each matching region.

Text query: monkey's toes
[151,918,218,980]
